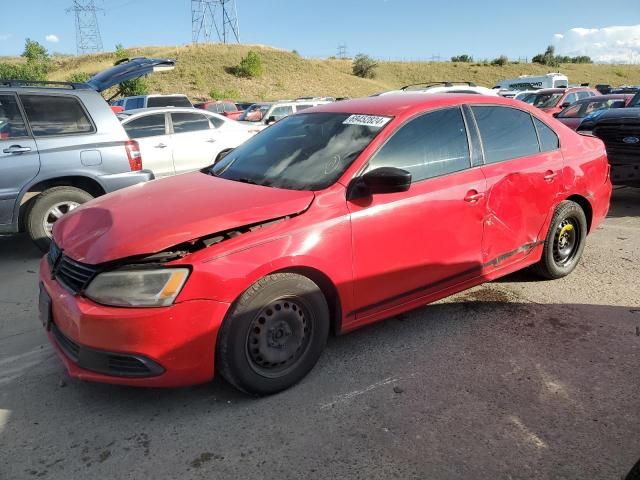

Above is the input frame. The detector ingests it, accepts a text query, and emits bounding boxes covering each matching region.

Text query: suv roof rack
[0,79,91,90]
[400,81,477,91]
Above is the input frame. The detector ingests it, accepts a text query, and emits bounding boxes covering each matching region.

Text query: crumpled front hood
[53,172,314,264]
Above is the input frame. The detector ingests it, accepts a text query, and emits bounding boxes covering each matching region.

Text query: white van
[494,73,568,97]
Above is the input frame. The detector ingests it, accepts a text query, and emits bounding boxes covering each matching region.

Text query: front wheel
[26,186,94,252]
[216,273,330,395]
[532,200,587,280]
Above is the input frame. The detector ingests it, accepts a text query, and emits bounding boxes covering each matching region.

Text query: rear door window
[0,93,28,139]
[19,94,94,137]
[471,106,539,163]
[171,112,211,133]
[368,107,471,181]
[123,114,167,139]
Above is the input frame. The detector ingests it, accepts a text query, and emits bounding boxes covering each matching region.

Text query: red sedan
[39,94,612,395]
[524,86,601,115]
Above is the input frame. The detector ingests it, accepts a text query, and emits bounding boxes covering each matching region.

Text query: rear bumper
[98,169,155,193]
[40,257,231,387]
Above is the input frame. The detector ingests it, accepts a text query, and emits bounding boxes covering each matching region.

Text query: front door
[0,93,40,226]
[348,106,486,319]
[470,105,563,270]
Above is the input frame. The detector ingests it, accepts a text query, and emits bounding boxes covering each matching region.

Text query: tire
[531,200,587,280]
[216,273,330,395]
[26,186,94,252]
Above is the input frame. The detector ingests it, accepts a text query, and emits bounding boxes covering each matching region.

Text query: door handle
[464,190,485,203]
[3,145,31,154]
[543,170,557,182]
[155,143,168,149]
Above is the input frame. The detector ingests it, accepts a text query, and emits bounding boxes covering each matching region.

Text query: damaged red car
[39,94,612,395]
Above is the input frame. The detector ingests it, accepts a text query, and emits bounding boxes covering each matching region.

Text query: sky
[1,0,640,62]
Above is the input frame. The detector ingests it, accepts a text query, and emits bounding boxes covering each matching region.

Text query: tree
[112,43,148,96]
[352,53,378,79]
[66,71,91,83]
[451,54,473,63]
[491,55,509,66]
[22,38,49,63]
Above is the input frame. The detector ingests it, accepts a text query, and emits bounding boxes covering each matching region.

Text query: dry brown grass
[13,43,640,101]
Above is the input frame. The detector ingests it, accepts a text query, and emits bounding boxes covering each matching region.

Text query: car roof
[121,107,217,117]
[309,93,525,118]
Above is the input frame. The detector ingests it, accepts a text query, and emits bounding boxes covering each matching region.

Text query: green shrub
[209,88,240,100]
[352,53,378,79]
[66,71,91,83]
[451,54,473,63]
[491,55,509,66]
[231,51,263,78]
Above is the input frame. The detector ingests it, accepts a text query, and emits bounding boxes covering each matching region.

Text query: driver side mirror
[266,116,277,125]
[560,102,571,108]
[552,112,560,118]
[361,167,412,194]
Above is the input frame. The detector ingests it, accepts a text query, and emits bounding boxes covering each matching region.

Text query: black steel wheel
[216,273,330,395]
[532,200,588,280]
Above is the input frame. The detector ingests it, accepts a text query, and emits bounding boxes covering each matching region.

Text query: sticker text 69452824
[342,114,392,128]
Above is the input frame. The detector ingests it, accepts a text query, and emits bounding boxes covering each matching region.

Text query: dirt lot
[0,188,639,480]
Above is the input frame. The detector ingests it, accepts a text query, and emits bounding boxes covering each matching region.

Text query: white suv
[379,81,499,97]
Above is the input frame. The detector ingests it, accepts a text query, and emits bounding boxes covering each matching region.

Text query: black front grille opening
[49,242,98,294]
[50,322,165,378]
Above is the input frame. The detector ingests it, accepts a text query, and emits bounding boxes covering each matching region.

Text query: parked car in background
[526,87,600,115]
[610,86,640,95]
[112,94,193,110]
[235,102,253,111]
[577,91,640,187]
[553,94,633,130]
[237,99,332,131]
[195,99,243,120]
[118,107,254,178]
[0,57,176,250]
[513,90,540,103]
[40,93,611,395]
[595,84,612,95]
[380,81,499,96]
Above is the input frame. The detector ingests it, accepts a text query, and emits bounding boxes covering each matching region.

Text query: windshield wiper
[235,177,266,186]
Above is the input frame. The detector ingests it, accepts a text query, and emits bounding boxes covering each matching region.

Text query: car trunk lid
[85,57,176,92]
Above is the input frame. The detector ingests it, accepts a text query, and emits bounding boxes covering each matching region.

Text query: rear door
[122,113,174,178]
[348,107,486,319]
[0,92,39,226]
[169,111,222,174]
[470,105,563,271]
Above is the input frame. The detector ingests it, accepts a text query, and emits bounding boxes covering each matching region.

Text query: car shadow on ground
[607,187,640,219]
[0,233,43,262]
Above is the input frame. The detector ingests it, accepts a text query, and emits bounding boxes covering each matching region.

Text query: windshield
[516,93,536,104]
[210,112,390,191]
[147,96,192,108]
[531,93,563,108]
[239,104,271,122]
[558,99,625,119]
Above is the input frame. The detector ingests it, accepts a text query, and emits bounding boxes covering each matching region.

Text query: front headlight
[84,268,190,307]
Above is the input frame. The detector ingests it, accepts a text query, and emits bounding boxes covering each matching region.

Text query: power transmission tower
[337,44,348,59]
[67,0,103,55]
[191,0,240,44]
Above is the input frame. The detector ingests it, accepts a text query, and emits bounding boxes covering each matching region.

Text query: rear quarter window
[19,94,94,137]
[148,96,192,108]
[533,117,559,152]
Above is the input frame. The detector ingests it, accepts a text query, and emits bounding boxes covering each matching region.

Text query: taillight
[125,140,142,171]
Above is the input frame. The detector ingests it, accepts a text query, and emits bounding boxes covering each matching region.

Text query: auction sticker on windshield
[343,114,392,128]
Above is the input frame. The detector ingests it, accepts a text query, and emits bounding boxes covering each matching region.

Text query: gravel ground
[0,188,638,480]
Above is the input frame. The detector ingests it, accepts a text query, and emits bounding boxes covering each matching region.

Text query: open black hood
[85,57,176,92]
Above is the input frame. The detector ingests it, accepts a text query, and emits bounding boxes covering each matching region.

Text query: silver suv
[0,57,175,251]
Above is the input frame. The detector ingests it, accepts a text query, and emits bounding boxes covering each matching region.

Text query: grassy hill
[14,44,640,101]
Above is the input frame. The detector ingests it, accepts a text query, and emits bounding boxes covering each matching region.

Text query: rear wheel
[216,273,330,395]
[532,200,587,279]
[26,186,93,252]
